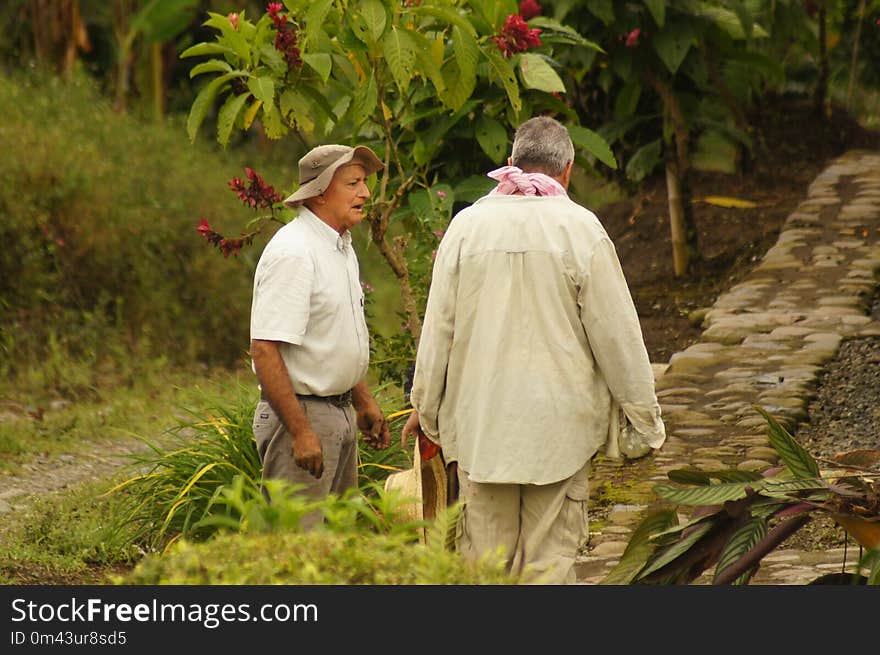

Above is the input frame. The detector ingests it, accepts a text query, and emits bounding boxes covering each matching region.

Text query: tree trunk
[666,160,689,277]
[847,0,866,108]
[150,41,165,122]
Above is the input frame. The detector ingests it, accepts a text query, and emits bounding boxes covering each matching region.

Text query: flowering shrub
[493,14,542,58]
[266,2,301,70]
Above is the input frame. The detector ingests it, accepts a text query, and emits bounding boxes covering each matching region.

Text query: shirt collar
[299,206,352,252]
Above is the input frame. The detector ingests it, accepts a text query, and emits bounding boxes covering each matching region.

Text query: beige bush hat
[384,438,447,544]
[283,144,384,207]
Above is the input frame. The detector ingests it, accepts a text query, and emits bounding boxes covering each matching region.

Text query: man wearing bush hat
[249,143,391,529]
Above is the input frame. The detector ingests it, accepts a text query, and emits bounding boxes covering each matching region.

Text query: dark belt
[260,389,353,408]
[297,391,353,408]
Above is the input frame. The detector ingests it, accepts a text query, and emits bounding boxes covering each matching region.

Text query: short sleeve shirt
[249,208,369,395]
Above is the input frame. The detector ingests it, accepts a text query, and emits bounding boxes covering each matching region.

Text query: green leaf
[568,125,617,170]
[637,521,714,579]
[667,468,712,485]
[754,406,820,479]
[526,17,604,51]
[302,53,333,83]
[614,78,642,119]
[203,12,251,65]
[625,138,662,182]
[412,4,477,36]
[347,74,378,127]
[452,26,479,92]
[652,480,755,505]
[186,72,245,143]
[713,517,767,584]
[518,53,565,94]
[644,0,665,27]
[189,59,233,78]
[304,0,335,47]
[352,0,387,46]
[247,77,275,106]
[484,47,521,115]
[216,92,249,147]
[601,510,679,584]
[587,0,615,24]
[261,101,286,139]
[440,59,475,112]
[475,116,509,164]
[410,31,445,95]
[280,90,316,134]
[258,43,287,76]
[180,42,237,60]
[454,175,497,204]
[652,20,695,74]
[383,27,418,93]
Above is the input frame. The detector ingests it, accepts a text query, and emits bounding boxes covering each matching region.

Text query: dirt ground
[598,96,880,364]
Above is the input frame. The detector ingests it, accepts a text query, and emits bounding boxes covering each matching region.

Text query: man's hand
[401,410,440,461]
[357,403,390,450]
[291,428,324,478]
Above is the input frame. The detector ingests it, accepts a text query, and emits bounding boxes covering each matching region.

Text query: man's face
[313,163,371,233]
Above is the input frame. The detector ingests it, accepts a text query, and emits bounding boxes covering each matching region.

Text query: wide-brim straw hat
[283,144,384,207]
[384,438,447,542]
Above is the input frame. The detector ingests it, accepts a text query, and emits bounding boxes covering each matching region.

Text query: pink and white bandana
[487,165,567,197]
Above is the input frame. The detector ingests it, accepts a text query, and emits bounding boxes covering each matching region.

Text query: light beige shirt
[250,208,369,395]
[410,194,665,485]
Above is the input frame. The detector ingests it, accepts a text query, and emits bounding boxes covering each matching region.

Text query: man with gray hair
[402,116,665,583]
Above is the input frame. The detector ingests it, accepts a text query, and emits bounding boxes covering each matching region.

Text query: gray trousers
[456,461,590,584]
[252,397,359,530]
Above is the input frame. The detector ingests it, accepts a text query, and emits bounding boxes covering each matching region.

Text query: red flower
[227,13,239,30]
[228,167,281,209]
[493,14,542,58]
[196,219,255,258]
[625,28,641,48]
[267,3,302,69]
[519,0,542,21]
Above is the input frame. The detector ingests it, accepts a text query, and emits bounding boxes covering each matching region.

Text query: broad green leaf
[187,72,244,142]
[261,101,285,139]
[203,12,251,65]
[475,116,509,164]
[568,125,617,170]
[484,47,521,114]
[302,53,332,83]
[258,44,287,76]
[410,32,445,95]
[601,510,679,584]
[304,0,335,47]
[383,27,418,93]
[189,59,233,78]
[247,76,275,106]
[347,74,378,127]
[637,521,714,579]
[625,138,662,182]
[518,53,565,94]
[652,480,755,505]
[216,91,249,147]
[587,0,615,24]
[644,0,665,27]
[526,17,604,51]
[697,3,768,40]
[667,468,712,485]
[713,517,767,585]
[352,0,387,46]
[652,21,695,74]
[667,468,764,485]
[180,42,237,60]
[282,90,317,134]
[454,175,497,204]
[412,4,477,36]
[614,78,642,120]
[440,59,475,112]
[754,406,820,479]
[452,26,479,92]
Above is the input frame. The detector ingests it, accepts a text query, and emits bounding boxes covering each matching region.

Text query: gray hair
[510,116,575,176]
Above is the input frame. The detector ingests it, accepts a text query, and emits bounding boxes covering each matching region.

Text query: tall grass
[0,69,295,402]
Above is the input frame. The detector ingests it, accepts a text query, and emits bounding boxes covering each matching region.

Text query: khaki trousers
[456,461,590,584]
[252,397,359,531]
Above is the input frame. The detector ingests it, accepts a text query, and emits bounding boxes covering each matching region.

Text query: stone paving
[575,149,880,585]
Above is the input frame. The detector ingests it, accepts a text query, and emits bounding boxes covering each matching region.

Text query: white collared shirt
[410,194,666,485]
[250,207,369,395]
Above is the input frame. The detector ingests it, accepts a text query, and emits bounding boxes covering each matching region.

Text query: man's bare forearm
[250,339,309,437]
